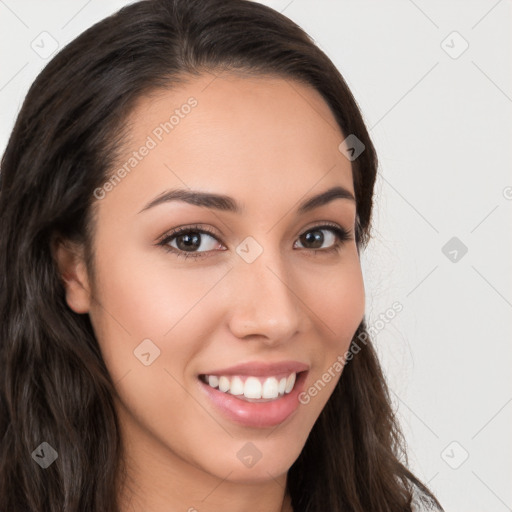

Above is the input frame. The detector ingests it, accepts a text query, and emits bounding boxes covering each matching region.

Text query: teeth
[285,372,296,393]
[229,376,244,396]
[244,377,262,398]
[218,376,230,392]
[278,377,286,395]
[202,372,298,400]
[262,377,279,399]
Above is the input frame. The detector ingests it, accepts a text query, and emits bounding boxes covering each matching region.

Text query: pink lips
[197,360,310,428]
[200,360,310,377]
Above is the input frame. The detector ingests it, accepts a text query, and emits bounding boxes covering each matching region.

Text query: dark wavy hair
[0,0,444,511]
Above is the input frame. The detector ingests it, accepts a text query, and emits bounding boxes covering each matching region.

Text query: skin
[54,72,365,512]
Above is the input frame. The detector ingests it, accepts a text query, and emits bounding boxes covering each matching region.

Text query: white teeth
[278,377,286,395]
[202,372,298,400]
[285,372,296,393]
[228,376,244,395]
[244,377,262,398]
[218,376,230,393]
[261,377,279,399]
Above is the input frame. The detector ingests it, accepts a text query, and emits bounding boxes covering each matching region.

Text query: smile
[197,370,309,428]
[199,372,297,402]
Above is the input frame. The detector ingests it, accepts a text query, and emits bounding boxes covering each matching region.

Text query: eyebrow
[138,185,355,215]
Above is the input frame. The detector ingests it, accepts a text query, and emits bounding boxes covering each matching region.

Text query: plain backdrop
[1,1,511,510]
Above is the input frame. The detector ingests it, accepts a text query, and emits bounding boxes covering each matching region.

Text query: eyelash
[156,222,352,261]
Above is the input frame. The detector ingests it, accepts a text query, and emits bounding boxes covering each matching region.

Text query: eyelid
[298,220,354,242]
[156,223,220,244]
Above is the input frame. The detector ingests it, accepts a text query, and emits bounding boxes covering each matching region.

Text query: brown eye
[298,229,331,249]
[158,225,225,260]
[166,230,221,253]
[173,232,202,252]
[295,225,350,251]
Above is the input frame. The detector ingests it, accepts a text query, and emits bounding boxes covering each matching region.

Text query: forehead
[98,72,354,218]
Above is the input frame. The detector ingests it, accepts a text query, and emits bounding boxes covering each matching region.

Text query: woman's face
[66,73,364,491]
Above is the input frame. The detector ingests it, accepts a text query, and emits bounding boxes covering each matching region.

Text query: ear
[51,235,92,314]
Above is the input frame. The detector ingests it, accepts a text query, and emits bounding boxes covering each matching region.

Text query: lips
[199,360,310,377]
[196,361,310,428]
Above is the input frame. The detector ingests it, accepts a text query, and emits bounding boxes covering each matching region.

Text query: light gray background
[1,1,511,510]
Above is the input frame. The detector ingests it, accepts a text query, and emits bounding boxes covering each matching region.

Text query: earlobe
[51,235,92,314]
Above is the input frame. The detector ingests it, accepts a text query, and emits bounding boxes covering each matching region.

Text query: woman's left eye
[294,225,351,253]
[157,223,352,260]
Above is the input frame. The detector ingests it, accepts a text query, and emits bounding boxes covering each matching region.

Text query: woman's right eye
[158,226,225,260]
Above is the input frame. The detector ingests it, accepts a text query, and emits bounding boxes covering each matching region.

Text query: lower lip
[198,371,308,428]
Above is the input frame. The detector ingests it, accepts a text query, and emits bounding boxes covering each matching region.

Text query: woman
[0,0,445,510]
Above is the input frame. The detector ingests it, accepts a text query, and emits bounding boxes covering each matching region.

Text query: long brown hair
[0,1,444,510]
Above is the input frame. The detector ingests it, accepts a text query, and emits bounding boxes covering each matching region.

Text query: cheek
[303,255,365,347]
[324,270,364,330]
[294,255,364,410]
[87,244,227,388]
[91,244,227,340]
[306,259,364,369]
[87,250,224,445]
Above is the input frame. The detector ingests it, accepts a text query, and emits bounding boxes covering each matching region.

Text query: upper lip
[200,360,310,377]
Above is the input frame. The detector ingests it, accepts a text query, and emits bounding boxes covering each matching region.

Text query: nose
[226,246,304,346]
